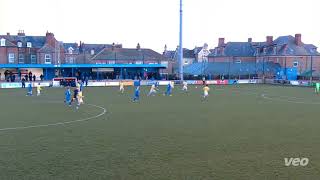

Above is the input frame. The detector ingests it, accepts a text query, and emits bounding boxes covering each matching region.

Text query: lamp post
[179,0,183,80]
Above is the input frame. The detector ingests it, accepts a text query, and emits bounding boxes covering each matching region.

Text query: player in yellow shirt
[202,84,210,101]
[77,90,84,105]
[36,83,42,96]
[119,81,124,93]
[147,84,157,96]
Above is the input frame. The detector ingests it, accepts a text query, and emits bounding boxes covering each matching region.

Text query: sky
[0,0,319,53]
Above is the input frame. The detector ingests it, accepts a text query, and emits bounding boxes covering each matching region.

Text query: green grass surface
[0,85,320,180]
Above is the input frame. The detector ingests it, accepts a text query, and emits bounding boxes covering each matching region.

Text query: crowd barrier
[0,79,264,89]
[265,79,313,87]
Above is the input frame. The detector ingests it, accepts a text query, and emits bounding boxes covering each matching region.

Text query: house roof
[38,44,56,53]
[92,48,169,61]
[0,35,46,48]
[163,50,176,59]
[63,43,79,54]
[209,35,320,57]
[210,42,255,57]
[80,43,122,54]
[183,48,195,59]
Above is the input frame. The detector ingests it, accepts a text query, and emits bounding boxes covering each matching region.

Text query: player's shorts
[37,90,40,94]
[182,86,187,90]
[204,91,209,97]
[78,98,83,104]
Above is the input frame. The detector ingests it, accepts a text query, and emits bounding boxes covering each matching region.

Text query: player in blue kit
[26,83,32,96]
[164,82,172,96]
[132,86,140,102]
[64,86,72,106]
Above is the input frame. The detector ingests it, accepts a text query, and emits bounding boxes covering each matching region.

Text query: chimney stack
[6,32,10,36]
[218,38,225,47]
[45,31,56,47]
[266,36,273,45]
[248,38,252,43]
[295,34,302,46]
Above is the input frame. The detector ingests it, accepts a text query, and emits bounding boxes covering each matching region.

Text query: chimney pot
[17,30,25,36]
[248,38,252,43]
[137,43,141,50]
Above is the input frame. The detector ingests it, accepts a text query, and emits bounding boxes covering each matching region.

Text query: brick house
[0,31,169,80]
[208,34,320,78]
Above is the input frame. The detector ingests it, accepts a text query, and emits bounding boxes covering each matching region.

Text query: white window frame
[0,38,5,46]
[68,47,74,54]
[31,55,36,63]
[135,61,143,64]
[27,42,32,48]
[108,60,115,64]
[45,54,52,64]
[8,53,15,63]
[18,54,24,63]
[17,42,22,48]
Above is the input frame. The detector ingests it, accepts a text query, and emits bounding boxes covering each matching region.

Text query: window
[184,60,189,64]
[68,57,75,64]
[293,61,299,67]
[0,38,5,46]
[18,54,24,63]
[68,47,74,54]
[235,59,242,64]
[17,42,22,48]
[45,54,51,64]
[108,60,115,64]
[135,61,143,64]
[31,55,36,63]
[8,53,15,63]
[161,61,168,68]
[27,42,32,48]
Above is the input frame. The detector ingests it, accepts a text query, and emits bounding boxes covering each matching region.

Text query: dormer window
[90,49,95,55]
[17,42,22,48]
[273,46,277,55]
[68,47,74,54]
[27,42,32,48]
[0,38,5,46]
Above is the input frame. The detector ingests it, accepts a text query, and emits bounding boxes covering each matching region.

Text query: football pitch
[0,84,320,179]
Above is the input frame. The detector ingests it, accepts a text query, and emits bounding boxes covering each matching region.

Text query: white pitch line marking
[0,103,107,132]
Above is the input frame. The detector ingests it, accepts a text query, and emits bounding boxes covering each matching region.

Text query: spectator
[12,75,15,82]
[85,76,88,86]
[33,75,36,81]
[40,74,44,81]
[22,78,26,88]
[24,74,28,82]
[29,71,32,81]
[4,70,8,80]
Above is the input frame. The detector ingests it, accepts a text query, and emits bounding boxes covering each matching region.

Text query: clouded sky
[0,0,319,53]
